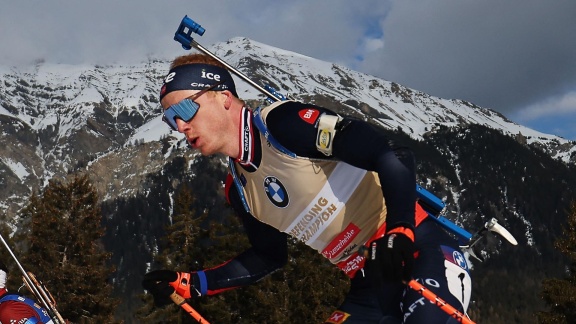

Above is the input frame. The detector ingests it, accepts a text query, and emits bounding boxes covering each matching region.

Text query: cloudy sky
[2,0,575,140]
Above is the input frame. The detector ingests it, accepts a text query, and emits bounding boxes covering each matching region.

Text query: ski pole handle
[174,15,205,50]
[170,292,210,324]
[408,280,475,324]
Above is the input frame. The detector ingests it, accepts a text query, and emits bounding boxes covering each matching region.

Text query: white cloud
[358,0,576,117]
[363,37,385,54]
[516,91,576,121]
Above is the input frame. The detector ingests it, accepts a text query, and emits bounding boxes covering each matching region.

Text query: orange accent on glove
[386,226,415,242]
[169,272,192,299]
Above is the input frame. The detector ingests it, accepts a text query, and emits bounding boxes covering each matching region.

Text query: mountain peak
[203,38,574,162]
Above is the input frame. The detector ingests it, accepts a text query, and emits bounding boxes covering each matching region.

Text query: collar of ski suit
[235,106,257,167]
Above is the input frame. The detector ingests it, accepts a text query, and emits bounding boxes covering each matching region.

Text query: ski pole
[170,292,210,324]
[0,233,65,324]
[408,280,475,324]
[24,271,67,324]
[173,15,282,102]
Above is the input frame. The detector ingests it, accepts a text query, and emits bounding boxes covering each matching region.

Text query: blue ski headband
[160,63,237,100]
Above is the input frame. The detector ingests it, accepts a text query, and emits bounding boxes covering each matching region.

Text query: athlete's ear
[220,90,233,109]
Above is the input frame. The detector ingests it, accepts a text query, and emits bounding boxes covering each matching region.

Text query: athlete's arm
[265,101,416,227]
[193,180,288,295]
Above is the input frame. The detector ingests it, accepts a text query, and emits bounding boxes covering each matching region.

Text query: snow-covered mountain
[213,38,575,161]
[1,37,575,321]
[2,37,575,215]
[2,38,574,173]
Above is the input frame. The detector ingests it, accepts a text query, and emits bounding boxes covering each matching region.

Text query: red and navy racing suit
[190,101,471,323]
[0,288,53,324]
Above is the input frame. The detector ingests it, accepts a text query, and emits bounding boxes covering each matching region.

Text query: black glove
[142,270,196,307]
[365,224,415,283]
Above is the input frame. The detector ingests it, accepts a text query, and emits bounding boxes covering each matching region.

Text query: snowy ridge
[212,37,575,162]
[1,37,574,164]
[0,61,161,140]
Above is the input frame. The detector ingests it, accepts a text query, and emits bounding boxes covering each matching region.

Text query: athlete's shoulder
[263,101,339,157]
[266,101,336,127]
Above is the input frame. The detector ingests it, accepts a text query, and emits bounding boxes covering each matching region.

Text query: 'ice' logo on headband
[164,70,221,84]
[201,69,221,81]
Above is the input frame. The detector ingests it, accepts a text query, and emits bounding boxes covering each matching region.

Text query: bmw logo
[452,251,468,270]
[264,176,289,208]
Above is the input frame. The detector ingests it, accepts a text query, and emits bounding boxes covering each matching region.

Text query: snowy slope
[212,38,575,161]
[123,37,576,163]
[1,37,574,168]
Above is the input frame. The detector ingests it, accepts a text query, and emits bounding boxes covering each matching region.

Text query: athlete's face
[161,81,225,131]
[161,89,230,156]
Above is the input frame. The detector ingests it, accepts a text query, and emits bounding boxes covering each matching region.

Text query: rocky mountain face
[1,38,575,321]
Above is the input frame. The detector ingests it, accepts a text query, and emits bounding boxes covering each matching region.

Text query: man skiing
[143,53,472,323]
[0,261,54,324]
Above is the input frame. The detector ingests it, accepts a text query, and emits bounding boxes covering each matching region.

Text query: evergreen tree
[17,174,119,323]
[137,183,219,323]
[217,238,349,324]
[538,202,576,323]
